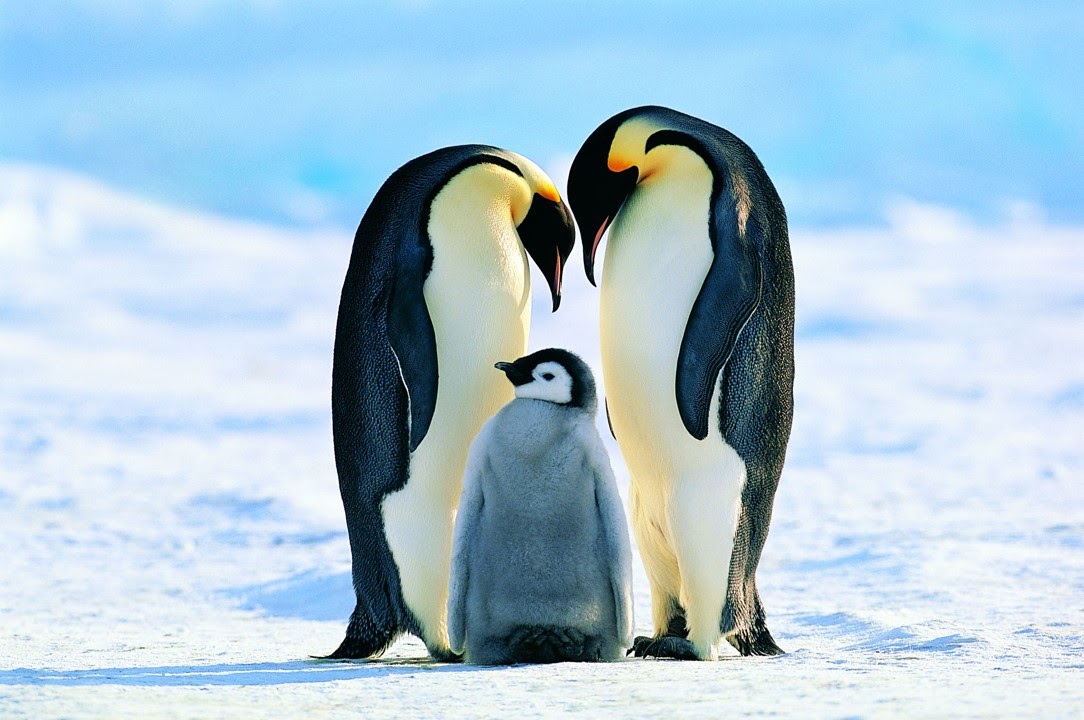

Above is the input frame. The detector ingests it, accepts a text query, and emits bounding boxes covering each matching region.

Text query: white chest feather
[383,163,533,643]
[600,144,748,659]
[422,165,532,463]
[600,147,728,477]
[411,166,532,502]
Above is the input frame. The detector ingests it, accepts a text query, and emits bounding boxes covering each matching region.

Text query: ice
[1,164,1080,717]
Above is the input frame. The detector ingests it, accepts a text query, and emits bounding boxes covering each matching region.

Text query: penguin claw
[627,634,699,660]
[428,647,464,663]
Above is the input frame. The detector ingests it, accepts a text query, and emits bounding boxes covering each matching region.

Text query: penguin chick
[448,349,633,664]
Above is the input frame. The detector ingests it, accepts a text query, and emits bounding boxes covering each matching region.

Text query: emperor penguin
[328,146,575,661]
[566,106,794,660]
[448,348,633,664]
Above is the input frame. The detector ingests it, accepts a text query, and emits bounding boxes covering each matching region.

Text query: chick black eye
[541,373,555,381]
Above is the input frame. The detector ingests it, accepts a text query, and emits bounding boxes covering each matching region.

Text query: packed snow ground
[0,164,1080,717]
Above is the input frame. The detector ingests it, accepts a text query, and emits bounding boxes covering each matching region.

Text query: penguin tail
[721,590,785,657]
[725,624,785,657]
[318,605,399,660]
[505,625,601,664]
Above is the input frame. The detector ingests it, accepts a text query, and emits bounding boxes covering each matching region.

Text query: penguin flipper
[386,241,439,453]
[591,443,634,647]
[675,213,763,440]
[448,427,490,655]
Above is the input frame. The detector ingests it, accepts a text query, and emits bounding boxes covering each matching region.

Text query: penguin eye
[541,373,555,381]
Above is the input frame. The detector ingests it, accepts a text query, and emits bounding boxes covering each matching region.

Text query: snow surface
[0,163,1080,717]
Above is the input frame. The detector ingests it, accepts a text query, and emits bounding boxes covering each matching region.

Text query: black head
[567,106,718,286]
[516,193,576,311]
[494,348,597,411]
[566,109,644,286]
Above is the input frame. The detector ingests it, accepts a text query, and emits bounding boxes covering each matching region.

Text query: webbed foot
[626,634,700,660]
[427,646,464,663]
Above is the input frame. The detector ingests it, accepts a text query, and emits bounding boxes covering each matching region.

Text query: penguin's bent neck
[600,144,715,448]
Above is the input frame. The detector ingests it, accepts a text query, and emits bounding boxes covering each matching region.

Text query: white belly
[411,225,531,506]
[600,155,730,483]
[383,167,532,647]
[600,151,746,657]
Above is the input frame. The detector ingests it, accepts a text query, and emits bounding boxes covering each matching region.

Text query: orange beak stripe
[607,154,634,173]
[536,183,560,203]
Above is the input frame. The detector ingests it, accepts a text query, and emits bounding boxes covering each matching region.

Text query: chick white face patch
[513,361,573,405]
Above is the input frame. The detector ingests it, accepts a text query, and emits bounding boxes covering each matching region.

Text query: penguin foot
[627,634,699,660]
[427,646,464,663]
[506,625,600,664]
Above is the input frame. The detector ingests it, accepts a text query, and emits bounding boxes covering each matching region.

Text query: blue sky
[1,1,1080,228]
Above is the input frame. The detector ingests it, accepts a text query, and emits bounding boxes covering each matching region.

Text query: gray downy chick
[448,348,633,664]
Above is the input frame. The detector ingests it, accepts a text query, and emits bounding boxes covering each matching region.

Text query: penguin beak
[568,134,639,287]
[495,360,533,386]
[516,194,575,312]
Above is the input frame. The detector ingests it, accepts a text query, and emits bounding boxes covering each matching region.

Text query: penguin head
[506,154,576,312]
[567,106,708,285]
[495,348,597,411]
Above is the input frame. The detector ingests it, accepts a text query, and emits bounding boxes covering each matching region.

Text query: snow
[1,163,1081,717]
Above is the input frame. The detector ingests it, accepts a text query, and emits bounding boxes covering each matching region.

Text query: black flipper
[386,239,438,453]
[676,210,763,440]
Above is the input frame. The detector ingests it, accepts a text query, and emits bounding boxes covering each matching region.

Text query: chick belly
[383,273,529,651]
[600,258,745,660]
[469,524,613,640]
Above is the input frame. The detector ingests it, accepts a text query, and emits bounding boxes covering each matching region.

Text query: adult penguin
[328,146,575,661]
[566,106,793,660]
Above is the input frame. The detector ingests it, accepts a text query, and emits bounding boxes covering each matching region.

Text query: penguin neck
[406,161,536,507]
[427,162,534,272]
[604,144,713,290]
[600,143,715,446]
[637,144,713,200]
[495,399,576,457]
[421,159,534,442]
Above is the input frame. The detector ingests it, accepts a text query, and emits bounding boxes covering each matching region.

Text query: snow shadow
[783,612,981,656]
[0,659,490,688]
[229,570,354,622]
